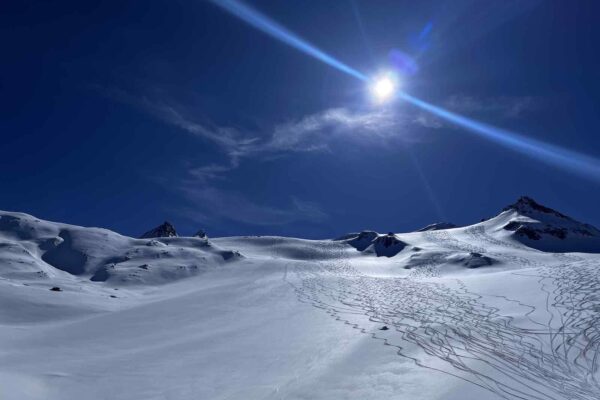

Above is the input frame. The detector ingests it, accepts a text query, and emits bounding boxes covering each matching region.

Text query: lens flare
[208,0,600,183]
[400,93,600,181]
[389,49,419,76]
[209,0,367,81]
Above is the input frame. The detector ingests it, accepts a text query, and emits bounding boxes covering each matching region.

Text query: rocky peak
[503,196,570,220]
[374,233,403,248]
[345,231,379,251]
[500,197,600,247]
[140,221,178,239]
[372,233,407,257]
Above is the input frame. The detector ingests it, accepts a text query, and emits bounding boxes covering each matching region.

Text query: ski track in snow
[285,239,600,400]
[3,201,600,400]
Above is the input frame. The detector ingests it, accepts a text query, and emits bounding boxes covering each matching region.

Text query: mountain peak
[503,196,570,220]
[498,196,600,251]
[140,221,178,239]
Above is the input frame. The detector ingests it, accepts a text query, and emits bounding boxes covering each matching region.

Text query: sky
[2,0,600,238]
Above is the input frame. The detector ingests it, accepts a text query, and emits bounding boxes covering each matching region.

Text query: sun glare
[370,73,398,103]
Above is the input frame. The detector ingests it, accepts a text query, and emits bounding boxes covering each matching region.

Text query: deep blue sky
[2,0,600,238]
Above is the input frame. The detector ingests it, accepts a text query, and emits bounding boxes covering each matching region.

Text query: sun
[370,73,398,103]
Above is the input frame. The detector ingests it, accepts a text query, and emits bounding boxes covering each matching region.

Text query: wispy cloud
[101,85,421,174]
[100,86,543,226]
[163,104,412,226]
[98,87,541,162]
[188,157,241,183]
[94,85,258,153]
[263,107,409,153]
[412,112,444,129]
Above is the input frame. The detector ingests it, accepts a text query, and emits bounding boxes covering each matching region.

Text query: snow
[1,198,600,399]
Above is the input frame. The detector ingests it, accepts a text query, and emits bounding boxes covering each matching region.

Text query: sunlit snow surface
[1,208,600,400]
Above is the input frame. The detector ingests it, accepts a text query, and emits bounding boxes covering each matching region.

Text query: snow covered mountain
[340,231,408,257]
[1,197,600,400]
[498,196,600,252]
[0,211,240,286]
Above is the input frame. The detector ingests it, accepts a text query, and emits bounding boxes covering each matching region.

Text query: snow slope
[1,198,600,400]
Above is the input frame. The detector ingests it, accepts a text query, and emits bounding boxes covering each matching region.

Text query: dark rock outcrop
[347,231,379,251]
[504,196,570,219]
[194,229,207,239]
[140,222,178,239]
[371,233,407,257]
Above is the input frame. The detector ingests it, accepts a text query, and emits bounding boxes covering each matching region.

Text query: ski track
[285,238,600,400]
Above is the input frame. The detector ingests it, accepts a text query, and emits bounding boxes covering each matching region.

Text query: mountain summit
[497,196,600,252]
[140,221,178,239]
[503,196,572,219]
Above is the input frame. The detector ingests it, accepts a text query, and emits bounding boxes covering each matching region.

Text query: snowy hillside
[1,198,600,400]
[0,211,241,287]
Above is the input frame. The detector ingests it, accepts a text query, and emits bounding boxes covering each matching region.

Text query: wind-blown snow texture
[1,197,600,399]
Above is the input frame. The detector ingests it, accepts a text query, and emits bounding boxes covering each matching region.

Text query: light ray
[209,0,367,81]
[400,93,600,181]
[207,0,600,183]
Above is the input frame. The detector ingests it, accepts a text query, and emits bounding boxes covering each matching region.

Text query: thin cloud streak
[101,86,432,179]
[100,87,545,226]
[94,85,257,152]
[264,107,410,153]
[102,88,542,184]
